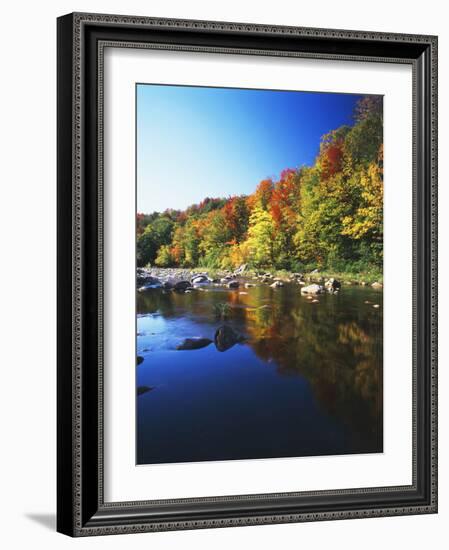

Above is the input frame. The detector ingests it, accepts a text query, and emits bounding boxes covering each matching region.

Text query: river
[136,278,383,464]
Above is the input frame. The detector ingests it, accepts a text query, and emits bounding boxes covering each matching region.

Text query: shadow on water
[136,282,383,464]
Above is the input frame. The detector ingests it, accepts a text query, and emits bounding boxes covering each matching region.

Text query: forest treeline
[137,96,383,274]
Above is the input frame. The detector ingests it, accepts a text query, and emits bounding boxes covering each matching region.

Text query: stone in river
[137,386,154,396]
[233,263,247,275]
[227,280,239,289]
[325,278,341,292]
[371,281,383,289]
[173,280,191,292]
[136,270,160,286]
[300,284,325,295]
[191,274,209,284]
[176,337,213,350]
[137,278,163,291]
[214,325,244,352]
[137,355,144,365]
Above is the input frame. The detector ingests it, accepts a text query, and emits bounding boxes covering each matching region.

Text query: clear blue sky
[137,84,365,214]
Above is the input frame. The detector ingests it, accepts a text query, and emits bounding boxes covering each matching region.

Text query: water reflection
[137,282,383,464]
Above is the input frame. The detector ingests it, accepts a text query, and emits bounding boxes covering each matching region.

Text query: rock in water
[137,386,154,396]
[270,280,284,288]
[191,274,209,284]
[136,355,144,365]
[176,337,213,350]
[300,284,325,295]
[214,325,244,352]
[233,263,247,275]
[227,280,239,289]
[136,269,158,286]
[325,278,341,293]
[173,280,191,292]
[371,281,383,289]
[137,277,163,291]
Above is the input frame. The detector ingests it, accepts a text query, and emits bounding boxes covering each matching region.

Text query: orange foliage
[321,141,344,180]
[270,169,298,228]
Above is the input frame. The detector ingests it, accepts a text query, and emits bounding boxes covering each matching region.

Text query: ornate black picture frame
[57,12,438,536]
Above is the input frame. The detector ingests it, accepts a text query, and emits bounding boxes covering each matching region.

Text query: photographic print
[136,84,383,465]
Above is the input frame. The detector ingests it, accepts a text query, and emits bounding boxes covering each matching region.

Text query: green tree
[136,216,174,267]
[154,245,174,267]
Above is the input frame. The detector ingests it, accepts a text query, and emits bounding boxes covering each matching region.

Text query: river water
[136,281,383,464]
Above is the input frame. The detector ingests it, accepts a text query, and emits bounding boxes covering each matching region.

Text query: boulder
[137,279,163,291]
[325,278,341,292]
[173,280,191,292]
[270,280,284,288]
[244,283,255,288]
[191,274,209,284]
[136,355,144,366]
[227,280,239,289]
[233,263,247,275]
[136,268,156,285]
[300,284,325,295]
[372,282,383,289]
[214,325,245,352]
[176,337,213,350]
[137,385,154,396]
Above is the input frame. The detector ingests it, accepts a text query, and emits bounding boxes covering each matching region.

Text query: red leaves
[270,169,298,228]
[253,179,274,210]
[321,142,344,180]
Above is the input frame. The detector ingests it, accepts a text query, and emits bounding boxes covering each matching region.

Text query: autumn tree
[136,95,383,274]
[245,206,277,267]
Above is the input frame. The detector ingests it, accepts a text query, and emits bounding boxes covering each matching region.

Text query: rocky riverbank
[137,264,383,293]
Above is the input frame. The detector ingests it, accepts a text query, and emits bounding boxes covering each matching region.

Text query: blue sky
[137,84,365,214]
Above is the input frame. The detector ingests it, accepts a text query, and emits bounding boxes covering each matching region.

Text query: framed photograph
[57,12,438,536]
